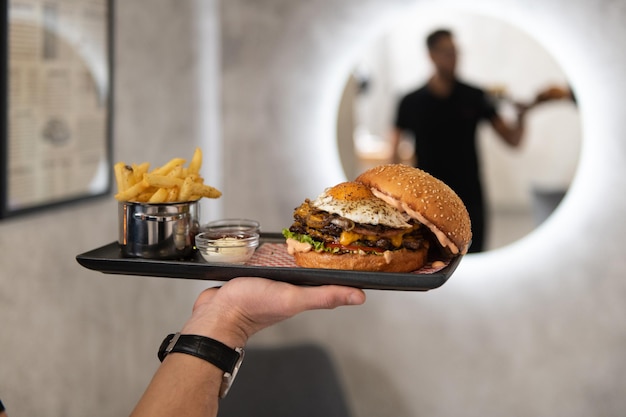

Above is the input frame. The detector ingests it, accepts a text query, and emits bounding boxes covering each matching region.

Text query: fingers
[226,281,366,340]
[197,279,366,313]
[224,277,366,315]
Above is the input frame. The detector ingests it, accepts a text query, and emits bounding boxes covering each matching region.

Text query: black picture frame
[0,0,113,219]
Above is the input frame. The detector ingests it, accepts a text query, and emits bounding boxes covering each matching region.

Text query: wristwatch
[158,332,245,398]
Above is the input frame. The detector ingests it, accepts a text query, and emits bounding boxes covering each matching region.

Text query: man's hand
[181,278,366,348]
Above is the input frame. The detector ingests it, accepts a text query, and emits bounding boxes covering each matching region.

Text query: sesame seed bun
[355,164,472,255]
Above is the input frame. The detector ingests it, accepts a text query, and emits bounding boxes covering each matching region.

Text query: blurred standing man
[389,29,530,253]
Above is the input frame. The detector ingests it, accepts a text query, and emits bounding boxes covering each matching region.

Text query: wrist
[180,305,249,349]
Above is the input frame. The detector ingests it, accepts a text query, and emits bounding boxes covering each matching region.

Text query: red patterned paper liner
[246,243,449,274]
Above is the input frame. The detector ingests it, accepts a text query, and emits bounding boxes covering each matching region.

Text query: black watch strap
[158,333,240,373]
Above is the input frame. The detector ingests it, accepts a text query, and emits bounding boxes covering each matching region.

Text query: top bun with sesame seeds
[355,164,472,255]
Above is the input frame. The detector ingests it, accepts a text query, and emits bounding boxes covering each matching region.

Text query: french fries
[113,148,221,203]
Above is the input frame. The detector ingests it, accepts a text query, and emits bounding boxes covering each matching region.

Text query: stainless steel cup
[118,201,200,259]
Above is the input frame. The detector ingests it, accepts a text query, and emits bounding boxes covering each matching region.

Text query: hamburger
[282,164,472,273]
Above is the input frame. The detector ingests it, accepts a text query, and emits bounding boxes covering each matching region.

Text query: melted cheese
[339,229,408,248]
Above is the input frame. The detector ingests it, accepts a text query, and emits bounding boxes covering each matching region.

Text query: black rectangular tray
[76,233,462,291]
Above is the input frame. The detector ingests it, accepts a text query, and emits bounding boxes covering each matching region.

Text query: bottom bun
[293,247,428,273]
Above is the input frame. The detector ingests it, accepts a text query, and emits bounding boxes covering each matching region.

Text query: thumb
[298,286,366,311]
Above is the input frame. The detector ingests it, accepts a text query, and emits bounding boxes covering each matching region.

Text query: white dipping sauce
[200,237,256,264]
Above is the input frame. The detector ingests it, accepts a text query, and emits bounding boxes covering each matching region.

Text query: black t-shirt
[394,80,496,206]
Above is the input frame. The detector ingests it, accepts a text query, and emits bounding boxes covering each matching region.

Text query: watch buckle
[165,332,182,355]
[219,347,245,398]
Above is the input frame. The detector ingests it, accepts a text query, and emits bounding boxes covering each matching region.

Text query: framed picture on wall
[0,0,113,219]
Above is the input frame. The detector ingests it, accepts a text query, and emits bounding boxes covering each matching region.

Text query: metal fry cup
[118,201,200,259]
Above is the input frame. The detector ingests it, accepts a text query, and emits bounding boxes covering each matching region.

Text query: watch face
[220,347,245,398]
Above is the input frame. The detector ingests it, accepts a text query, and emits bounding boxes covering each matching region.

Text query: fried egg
[311,182,412,228]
